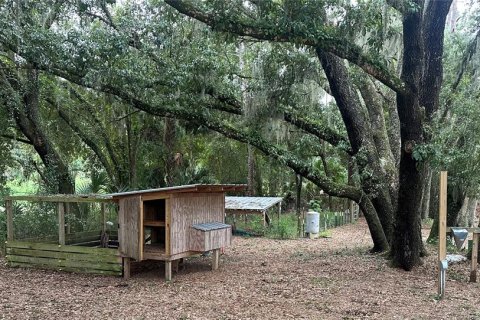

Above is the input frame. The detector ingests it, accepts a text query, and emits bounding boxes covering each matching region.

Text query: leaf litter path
[1,219,479,320]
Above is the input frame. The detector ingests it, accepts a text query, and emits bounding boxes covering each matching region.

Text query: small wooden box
[189,223,232,252]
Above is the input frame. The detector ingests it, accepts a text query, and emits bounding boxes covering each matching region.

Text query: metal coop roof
[192,222,231,231]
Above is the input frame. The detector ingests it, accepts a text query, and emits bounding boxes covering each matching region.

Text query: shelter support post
[278,203,281,223]
[58,202,65,245]
[165,261,172,281]
[471,233,479,283]
[212,248,220,270]
[6,200,13,241]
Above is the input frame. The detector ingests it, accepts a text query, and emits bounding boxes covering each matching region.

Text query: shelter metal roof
[225,196,283,212]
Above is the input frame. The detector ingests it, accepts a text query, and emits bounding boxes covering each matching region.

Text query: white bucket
[306,211,320,238]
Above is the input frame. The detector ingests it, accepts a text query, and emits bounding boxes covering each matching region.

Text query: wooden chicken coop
[4,184,245,281]
[113,184,246,280]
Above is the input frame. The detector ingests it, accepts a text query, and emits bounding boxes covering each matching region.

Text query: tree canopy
[1,0,480,270]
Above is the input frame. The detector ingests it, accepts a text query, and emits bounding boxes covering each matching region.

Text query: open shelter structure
[225,196,283,228]
[4,184,245,281]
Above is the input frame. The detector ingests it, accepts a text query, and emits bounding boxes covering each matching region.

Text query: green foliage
[266,214,298,239]
[10,202,58,241]
[425,11,480,198]
[319,229,332,238]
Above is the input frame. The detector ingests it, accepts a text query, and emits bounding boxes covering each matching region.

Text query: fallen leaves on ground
[1,219,479,319]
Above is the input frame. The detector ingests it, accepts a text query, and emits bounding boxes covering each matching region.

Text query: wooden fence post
[101,203,106,232]
[470,233,479,283]
[350,201,354,223]
[65,203,71,234]
[58,202,65,245]
[6,200,13,241]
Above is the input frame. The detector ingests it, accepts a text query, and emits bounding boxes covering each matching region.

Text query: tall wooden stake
[438,171,447,298]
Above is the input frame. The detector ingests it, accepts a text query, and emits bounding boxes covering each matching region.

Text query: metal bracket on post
[438,259,448,299]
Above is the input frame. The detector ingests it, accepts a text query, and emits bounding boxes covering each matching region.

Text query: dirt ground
[1,219,479,320]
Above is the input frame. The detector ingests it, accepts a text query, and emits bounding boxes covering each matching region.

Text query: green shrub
[266,214,297,239]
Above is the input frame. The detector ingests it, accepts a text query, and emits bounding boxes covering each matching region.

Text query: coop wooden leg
[212,249,220,270]
[165,261,172,281]
[470,233,479,283]
[123,257,131,280]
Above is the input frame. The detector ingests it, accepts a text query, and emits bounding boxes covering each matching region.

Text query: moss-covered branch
[165,0,407,95]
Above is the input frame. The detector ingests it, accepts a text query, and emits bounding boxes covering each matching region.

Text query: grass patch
[227,209,357,240]
[422,218,434,228]
[319,230,332,238]
[265,214,298,239]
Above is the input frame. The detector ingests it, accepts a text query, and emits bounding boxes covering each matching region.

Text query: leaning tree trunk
[13,69,74,194]
[319,143,333,211]
[457,196,471,227]
[295,174,302,237]
[420,167,432,220]
[164,117,177,187]
[428,171,440,219]
[247,144,256,196]
[318,50,394,248]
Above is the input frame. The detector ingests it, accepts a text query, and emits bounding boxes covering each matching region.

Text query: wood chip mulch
[1,219,479,319]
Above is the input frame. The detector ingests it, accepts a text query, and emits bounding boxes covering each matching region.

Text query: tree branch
[165,0,407,94]
[66,85,122,171]
[203,87,352,152]
[48,64,362,200]
[385,0,406,14]
[46,98,118,185]
[442,29,480,119]
[1,134,33,145]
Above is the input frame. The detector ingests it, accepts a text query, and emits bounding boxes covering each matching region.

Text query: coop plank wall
[170,192,225,255]
[118,196,142,261]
